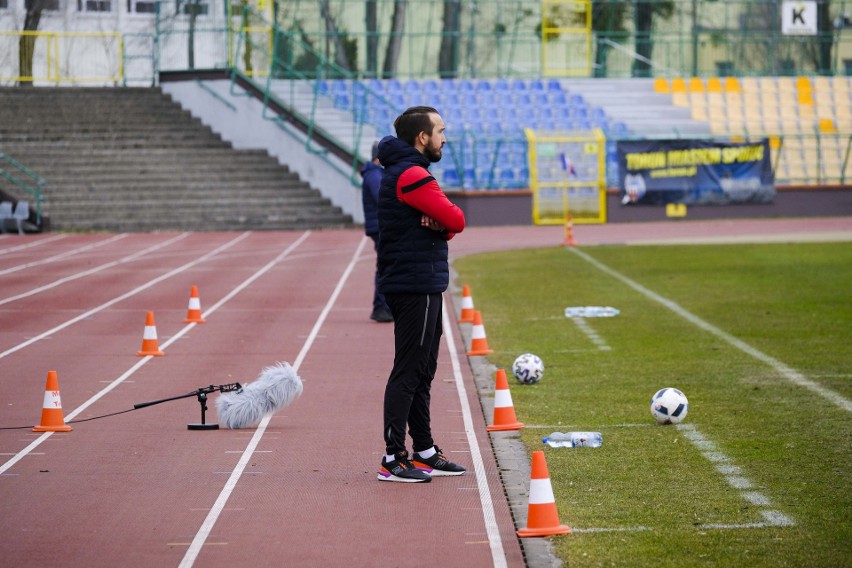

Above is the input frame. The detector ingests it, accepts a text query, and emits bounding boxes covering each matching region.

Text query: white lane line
[443,296,507,568]
[570,317,611,351]
[677,424,795,529]
[0,233,129,276]
[0,233,190,306]
[0,232,251,360]
[179,235,367,568]
[0,233,68,255]
[569,247,852,413]
[0,232,310,477]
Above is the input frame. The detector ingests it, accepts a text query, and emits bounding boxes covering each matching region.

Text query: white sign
[782,1,818,36]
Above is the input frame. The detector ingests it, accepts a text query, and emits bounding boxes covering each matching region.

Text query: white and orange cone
[466,310,493,356]
[487,369,524,432]
[33,370,72,432]
[136,311,164,357]
[184,285,206,323]
[562,215,577,247]
[517,450,572,537]
[457,285,475,323]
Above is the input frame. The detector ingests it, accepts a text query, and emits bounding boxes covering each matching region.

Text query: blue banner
[617,139,775,205]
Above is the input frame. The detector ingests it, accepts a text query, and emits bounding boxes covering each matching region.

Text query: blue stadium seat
[443,168,461,187]
[403,79,420,94]
[547,79,562,92]
[529,79,544,91]
[316,80,330,95]
[475,81,491,93]
[333,94,350,110]
[367,79,384,93]
[458,79,475,92]
[386,79,403,93]
[511,79,527,92]
[494,79,510,92]
[331,80,347,95]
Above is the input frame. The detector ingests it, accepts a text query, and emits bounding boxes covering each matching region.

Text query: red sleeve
[396,166,465,234]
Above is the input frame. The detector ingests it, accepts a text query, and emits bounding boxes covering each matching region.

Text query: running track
[1,217,850,567]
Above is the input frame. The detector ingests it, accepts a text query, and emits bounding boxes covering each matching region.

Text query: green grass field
[454,241,852,568]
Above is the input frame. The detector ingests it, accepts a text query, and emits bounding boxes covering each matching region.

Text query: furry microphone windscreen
[216,362,303,429]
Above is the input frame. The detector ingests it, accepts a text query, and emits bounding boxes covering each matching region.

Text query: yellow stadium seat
[691,106,708,120]
[740,77,758,93]
[723,77,742,93]
[798,91,814,105]
[796,76,813,93]
[688,77,705,92]
[653,78,670,93]
[813,76,832,93]
[706,77,723,93]
[759,77,778,92]
[707,93,725,108]
[671,77,687,93]
[777,77,795,93]
[819,118,837,133]
[672,92,689,107]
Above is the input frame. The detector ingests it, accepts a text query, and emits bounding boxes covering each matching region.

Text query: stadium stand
[655,76,851,185]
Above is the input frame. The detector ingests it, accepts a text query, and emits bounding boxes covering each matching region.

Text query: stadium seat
[688,77,704,92]
[723,77,741,93]
[0,201,13,233]
[547,79,562,92]
[653,78,670,93]
[442,168,461,187]
[671,77,687,93]
[11,201,29,234]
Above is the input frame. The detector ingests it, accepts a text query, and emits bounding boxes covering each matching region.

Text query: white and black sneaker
[412,446,466,477]
[378,450,431,483]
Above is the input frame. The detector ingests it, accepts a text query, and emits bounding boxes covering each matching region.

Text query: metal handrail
[0,151,45,225]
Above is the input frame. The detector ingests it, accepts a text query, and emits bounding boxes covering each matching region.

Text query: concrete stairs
[0,87,353,232]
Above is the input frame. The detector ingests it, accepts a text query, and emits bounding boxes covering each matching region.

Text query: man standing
[375,107,467,483]
[361,141,393,323]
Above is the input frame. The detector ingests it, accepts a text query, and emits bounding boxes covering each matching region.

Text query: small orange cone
[562,215,577,247]
[457,285,475,323]
[33,370,72,432]
[487,369,524,432]
[184,285,206,323]
[517,450,572,537]
[137,311,164,356]
[467,310,494,356]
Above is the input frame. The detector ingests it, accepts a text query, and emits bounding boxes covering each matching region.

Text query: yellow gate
[0,31,123,84]
[526,128,607,225]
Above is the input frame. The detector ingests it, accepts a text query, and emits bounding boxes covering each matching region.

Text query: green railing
[0,151,45,226]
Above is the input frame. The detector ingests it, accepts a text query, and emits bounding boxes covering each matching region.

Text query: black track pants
[382,292,443,455]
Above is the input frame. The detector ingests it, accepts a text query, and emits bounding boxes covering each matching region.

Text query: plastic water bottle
[542,432,602,448]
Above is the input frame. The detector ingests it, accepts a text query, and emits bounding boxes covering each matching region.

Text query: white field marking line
[0,231,310,477]
[0,233,190,306]
[0,233,129,276]
[442,296,507,568]
[0,232,251,361]
[179,234,365,568]
[570,317,612,351]
[677,423,796,529]
[0,233,68,255]
[569,248,852,413]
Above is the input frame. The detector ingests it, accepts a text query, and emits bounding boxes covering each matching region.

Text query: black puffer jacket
[376,136,465,295]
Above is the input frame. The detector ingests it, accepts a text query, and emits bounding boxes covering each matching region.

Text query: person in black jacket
[375,106,467,483]
[361,141,393,323]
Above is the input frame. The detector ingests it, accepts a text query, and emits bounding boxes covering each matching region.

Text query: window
[176,0,208,16]
[25,0,61,10]
[0,0,8,9]
[127,0,155,13]
[78,0,111,11]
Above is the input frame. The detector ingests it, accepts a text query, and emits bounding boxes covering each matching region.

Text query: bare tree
[19,0,51,85]
[438,0,461,78]
[365,0,378,77]
[319,0,351,71]
[383,0,406,77]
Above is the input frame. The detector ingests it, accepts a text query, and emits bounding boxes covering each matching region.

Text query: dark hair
[394,106,439,146]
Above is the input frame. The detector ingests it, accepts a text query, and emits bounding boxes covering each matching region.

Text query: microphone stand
[134,383,242,430]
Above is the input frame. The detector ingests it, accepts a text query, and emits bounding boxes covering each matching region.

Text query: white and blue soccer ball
[512,353,544,385]
[650,387,689,425]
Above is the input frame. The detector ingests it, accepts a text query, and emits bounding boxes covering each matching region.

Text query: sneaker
[378,450,431,483]
[370,306,393,323]
[412,446,466,477]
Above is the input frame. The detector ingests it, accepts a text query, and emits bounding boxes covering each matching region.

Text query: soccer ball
[512,353,544,384]
[650,388,689,425]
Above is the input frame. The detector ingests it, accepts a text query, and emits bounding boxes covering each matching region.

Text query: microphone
[215,362,303,429]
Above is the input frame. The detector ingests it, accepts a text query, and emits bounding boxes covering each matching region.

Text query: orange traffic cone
[487,369,524,432]
[467,310,494,356]
[33,370,72,432]
[457,285,475,323]
[184,285,206,323]
[562,215,577,247]
[517,450,572,537]
[137,311,164,356]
